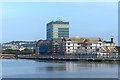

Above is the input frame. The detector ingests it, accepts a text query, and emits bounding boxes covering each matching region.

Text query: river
[1,59,118,78]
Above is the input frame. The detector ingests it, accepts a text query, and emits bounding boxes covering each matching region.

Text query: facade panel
[47,20,69,40]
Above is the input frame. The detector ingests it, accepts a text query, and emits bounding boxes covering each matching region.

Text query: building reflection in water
[36,61,118,72]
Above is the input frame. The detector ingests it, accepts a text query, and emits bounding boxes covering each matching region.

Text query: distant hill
[2,41,37,50]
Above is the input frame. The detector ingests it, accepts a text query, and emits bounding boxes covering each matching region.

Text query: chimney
[111,38,113,43]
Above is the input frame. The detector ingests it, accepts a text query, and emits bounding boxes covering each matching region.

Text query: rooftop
[62,37,103,43]
[47,20,69,26]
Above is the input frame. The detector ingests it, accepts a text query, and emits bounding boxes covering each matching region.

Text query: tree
[23,48,31,52]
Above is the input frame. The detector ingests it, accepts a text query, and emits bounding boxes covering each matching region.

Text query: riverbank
[18,55,120,61]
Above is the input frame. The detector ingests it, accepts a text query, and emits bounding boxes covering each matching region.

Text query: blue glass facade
[39,45,48,53]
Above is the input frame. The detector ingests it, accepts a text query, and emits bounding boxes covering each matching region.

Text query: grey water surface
[1,59,118,78]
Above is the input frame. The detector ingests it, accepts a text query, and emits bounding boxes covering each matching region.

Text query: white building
[36,37,117,57]
[62,37,103,54]
[2,44,19,50]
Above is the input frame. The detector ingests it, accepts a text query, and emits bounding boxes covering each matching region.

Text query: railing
[37,53,119,59]
[17,52,120,60]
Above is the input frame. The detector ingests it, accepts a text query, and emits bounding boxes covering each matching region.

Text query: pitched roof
[62,37,85,43]
[62,37,102,43]
[86,38,102,43]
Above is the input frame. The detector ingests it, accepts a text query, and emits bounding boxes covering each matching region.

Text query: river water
[1,59,118,78]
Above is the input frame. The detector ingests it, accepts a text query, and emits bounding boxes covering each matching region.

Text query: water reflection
[36,60,118,72]
[2,59,118,78]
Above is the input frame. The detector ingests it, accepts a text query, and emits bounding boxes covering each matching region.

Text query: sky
[0,0,119,2]
[2,2,118,45]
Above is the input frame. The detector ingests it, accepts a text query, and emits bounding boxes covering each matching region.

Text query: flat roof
[47,20,69,26]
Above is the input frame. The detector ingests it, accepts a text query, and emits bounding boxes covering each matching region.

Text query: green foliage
[23,48,31,52]
[4,49,19,52]
[118,49,120,52]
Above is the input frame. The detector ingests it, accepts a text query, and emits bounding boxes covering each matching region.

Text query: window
[68,47,70,49]
[90,47,92,49]
[77,47,80,49]
[99,43,101,45]
[68,50,70,52]
[78,43,80,45]
[68,43,70,45]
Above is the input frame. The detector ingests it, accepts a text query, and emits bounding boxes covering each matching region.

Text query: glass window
[91,47,92,49]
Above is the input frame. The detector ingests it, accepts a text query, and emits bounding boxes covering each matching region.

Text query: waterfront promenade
[18,53,120,61]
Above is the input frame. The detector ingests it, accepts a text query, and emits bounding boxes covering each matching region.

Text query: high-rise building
[47,20,69,40]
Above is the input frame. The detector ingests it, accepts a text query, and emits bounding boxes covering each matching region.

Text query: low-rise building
[35,40,48,55]
[62,37,103,54]
[2,44,19,50]
[36,38,64,55]
[36,37,118,57]
[2,41,36,51]
[102,38,115,46]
